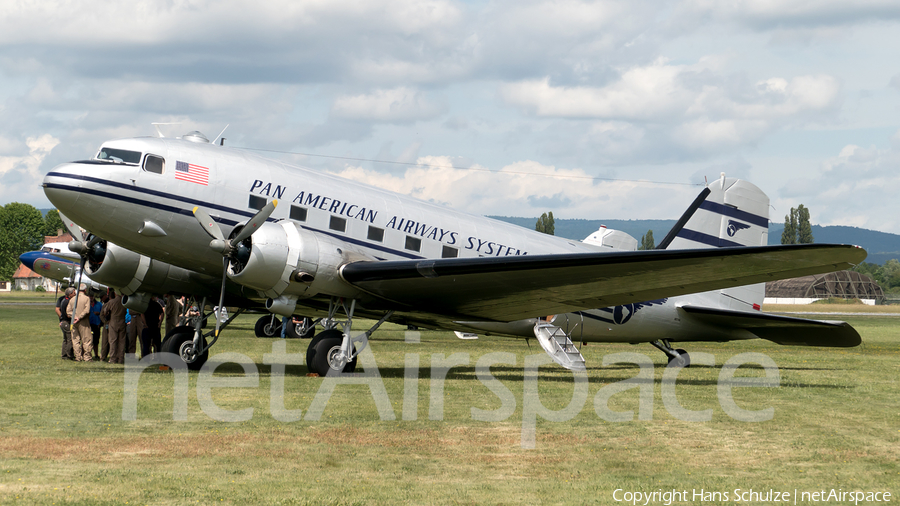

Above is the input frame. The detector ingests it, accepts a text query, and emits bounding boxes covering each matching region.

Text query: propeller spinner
[192,200,278,336]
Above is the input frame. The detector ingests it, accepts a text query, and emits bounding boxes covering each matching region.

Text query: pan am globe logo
[600,299,667,325]
[727,220,751,237]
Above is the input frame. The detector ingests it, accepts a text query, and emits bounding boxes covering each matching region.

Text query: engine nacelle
[122,292,151,313]
[228,221,369,300]
[85,241,213,296]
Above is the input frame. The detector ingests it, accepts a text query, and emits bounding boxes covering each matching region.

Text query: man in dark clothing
[141,296,164,358]
[102,290,127,364]
[56,287,75,360]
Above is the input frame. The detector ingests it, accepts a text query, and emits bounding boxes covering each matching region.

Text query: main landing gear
[254,315,316,339]
[650,339,691,368]
[161,296,245,370]
[304,298,394,377]
[162,296,392,376]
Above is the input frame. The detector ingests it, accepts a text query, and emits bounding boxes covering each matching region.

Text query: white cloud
[327,157,698,220]
[0,0,462,45]
[502,62,840,122]
[501,61,841,156]
[776,137,900,233]
[501,63,692,120]
[331,88,444,123]
[0,134,60,205]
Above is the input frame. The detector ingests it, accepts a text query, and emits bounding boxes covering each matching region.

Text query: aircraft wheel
[285,318,315,339]
[307,329,357,375]
[255,315,282,338]
[160,334,172,352]
[163,325,208,371]
[667,349,691,368]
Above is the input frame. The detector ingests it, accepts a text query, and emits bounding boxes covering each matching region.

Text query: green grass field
[0,298,898,505]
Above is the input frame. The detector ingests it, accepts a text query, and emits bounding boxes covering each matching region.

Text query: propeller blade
[215,257,229,337]
[192,206,225,242]
[230,200,277,246]
[58,211,84,244]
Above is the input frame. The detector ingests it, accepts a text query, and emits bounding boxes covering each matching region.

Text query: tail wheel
[667,349,691,368]
[162,325,208,371]
[306,329,357,375]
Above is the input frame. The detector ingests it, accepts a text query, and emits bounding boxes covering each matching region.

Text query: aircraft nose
[18,251,42,271]
[42,162,85,213]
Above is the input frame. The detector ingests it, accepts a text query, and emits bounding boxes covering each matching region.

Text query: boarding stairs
[533,322,586,371]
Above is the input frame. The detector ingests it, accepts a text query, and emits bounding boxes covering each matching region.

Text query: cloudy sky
[2,0,900,234]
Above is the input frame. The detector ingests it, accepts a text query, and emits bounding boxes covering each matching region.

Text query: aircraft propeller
[58,211,100,331]
[192,200,278,336]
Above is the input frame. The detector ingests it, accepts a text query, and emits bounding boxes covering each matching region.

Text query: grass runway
[0,293,898,505]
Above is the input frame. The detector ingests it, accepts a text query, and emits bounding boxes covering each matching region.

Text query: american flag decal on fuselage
[175,161,209,186]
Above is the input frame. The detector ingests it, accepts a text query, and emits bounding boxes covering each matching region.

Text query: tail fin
[660,173,769,250]
[660,173,770,310]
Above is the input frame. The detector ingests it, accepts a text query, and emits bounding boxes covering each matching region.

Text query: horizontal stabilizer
[680,305,861,347]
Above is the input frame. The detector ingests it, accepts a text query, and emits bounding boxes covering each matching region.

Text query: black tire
[306,329,357,375]
[305,330,336,369]
[162,325,209,371]
[284,318,315,339]
[254,315,282,338]
[667,349,691,368]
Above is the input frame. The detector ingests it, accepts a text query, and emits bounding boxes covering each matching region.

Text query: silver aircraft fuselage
[43,137,600,278]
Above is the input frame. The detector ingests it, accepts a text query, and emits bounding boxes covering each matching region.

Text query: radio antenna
[151,122,181,138]
[212,124,230,146]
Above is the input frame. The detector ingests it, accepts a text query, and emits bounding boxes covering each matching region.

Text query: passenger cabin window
[248,195,266,211]
[367,226,384,242]
[329,216,347,232]
[97,147,141,164]
[442,245,458,258]
[405,236,421,252]
[143,154,165,174]
[290,206,307,222]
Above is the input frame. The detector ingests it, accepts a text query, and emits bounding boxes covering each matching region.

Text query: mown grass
[0,302,898,505]
[0,291,59,304]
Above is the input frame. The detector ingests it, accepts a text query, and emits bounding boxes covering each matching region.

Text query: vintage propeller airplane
[40,130,866,375]
[18,239,106,293]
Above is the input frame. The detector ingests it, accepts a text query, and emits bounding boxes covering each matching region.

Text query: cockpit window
[143,154,165,174]
[97,147,141,164]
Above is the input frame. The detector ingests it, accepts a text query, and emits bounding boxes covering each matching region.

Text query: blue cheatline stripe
[45,178,426,260]
[44,182,236,224]
[47,171,259,220]
[675,229,743,248]
[698,200,768,227]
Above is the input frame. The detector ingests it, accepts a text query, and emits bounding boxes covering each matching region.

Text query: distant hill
[490,216,900,265]
[767,224,900,265]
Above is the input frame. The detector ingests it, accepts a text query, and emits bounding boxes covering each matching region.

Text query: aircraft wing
[340,244,866,322]
[678,305,861,347]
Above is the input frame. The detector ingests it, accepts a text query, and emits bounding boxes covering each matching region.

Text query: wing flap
[679,305,861,347]
[341,244,866,322]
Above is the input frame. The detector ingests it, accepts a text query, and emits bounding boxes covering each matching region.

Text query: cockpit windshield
[97,147,141,164]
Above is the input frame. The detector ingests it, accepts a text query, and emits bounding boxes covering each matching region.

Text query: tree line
[852,260,900,295]
[0,203,65,281]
